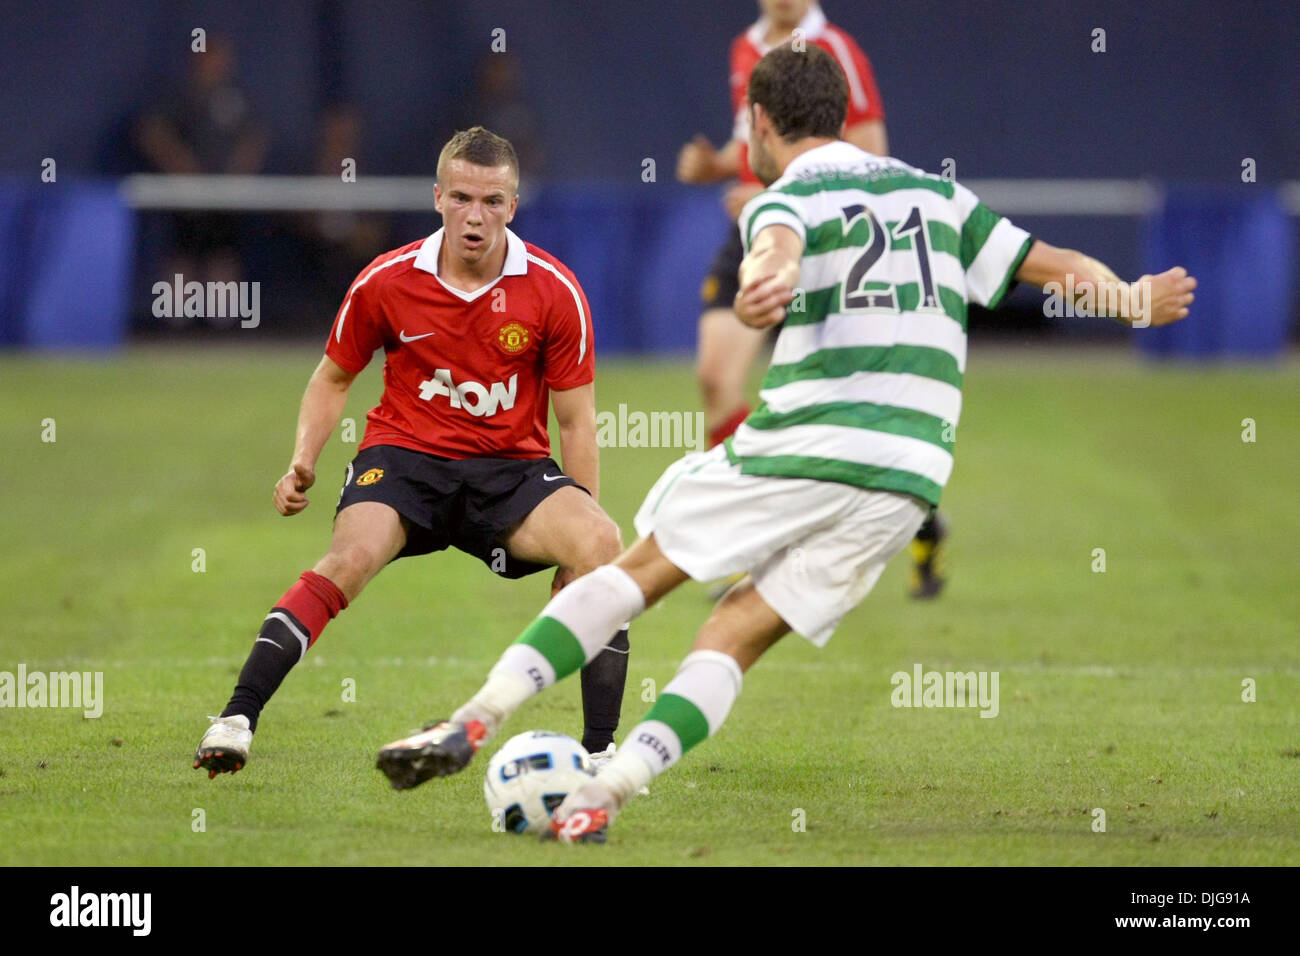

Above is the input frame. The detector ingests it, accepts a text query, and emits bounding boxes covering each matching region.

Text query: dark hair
[747,44,848,142]
[437,126,519,185]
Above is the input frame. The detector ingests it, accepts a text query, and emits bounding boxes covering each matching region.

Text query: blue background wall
[0,1,1295,352]
[3,0,1296,182]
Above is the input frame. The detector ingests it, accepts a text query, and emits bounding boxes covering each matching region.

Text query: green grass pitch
[1,345,1296,866]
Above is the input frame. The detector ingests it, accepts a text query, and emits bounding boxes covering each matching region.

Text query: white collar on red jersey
[412,226,528,300]
[746,3,827,53]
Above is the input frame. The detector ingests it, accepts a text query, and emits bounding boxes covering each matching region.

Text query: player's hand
[274,463,316,516]
[734,273,795,329]
[723,182,764,221]
[1126,267,1197,328]
[550,566,577,597]
[677,134,719,183]
[735,242,800,329]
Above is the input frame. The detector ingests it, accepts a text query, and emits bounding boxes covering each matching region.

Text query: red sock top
[276,570,348,648]
[709,405,752,449]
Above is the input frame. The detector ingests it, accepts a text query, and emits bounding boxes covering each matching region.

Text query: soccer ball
[483,730,594,835]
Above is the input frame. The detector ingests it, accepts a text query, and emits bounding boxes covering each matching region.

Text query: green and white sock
[452,565,645,736]
[601,649,743,806]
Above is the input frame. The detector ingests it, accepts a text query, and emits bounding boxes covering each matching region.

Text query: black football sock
[221,571,348,733]
[579,625,630,753]
[221,612,307,733]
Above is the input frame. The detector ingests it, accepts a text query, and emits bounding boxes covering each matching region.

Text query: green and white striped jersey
[729,140,1033,506]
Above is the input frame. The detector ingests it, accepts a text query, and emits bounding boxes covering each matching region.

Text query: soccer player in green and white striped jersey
[376,44,1197,843]
[725,103,1032,507]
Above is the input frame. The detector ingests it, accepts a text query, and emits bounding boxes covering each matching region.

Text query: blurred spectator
[291,104,391,320]
[134,36,267,322]
[456,52,545,188]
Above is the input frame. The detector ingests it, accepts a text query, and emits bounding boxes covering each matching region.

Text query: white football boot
[193,714,252,778]
[587,742,617,772]
[586,743,648,794]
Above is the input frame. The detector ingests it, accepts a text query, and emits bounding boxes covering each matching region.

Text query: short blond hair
[437,126,519,190]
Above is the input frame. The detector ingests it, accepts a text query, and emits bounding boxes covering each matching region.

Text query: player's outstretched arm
[273,355,358,516]
[734,224,803,329]
[1014,239,1197,328]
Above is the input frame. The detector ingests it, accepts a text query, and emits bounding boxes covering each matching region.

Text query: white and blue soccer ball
[483,730,594,835]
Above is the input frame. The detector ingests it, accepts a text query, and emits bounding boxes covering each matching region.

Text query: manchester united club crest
[497,321,530,354]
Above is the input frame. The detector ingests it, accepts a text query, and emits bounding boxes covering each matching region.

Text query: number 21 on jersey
[838,204,943,315]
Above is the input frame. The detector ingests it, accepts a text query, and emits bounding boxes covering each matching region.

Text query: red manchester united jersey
[730,5,885,185]
[326,227,594,460]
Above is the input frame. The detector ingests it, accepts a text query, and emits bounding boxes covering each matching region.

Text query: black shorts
[335,445,585,579]
[699,228,745,309]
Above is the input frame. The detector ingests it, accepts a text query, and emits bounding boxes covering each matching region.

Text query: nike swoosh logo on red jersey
[399,330,435,342]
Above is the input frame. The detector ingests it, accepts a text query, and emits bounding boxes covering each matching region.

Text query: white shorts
[633,446,929,646]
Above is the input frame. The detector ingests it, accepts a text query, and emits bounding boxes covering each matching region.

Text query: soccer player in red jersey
[678,0,948,598]
[193,127,631,783]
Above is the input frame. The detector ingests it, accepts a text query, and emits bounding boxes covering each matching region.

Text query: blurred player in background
[134,36,267,322]
[455,51,546,192]
[391,46,1196,842]
[292,104,392,323]
[677,0,949,598]
[194,127,632,782]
